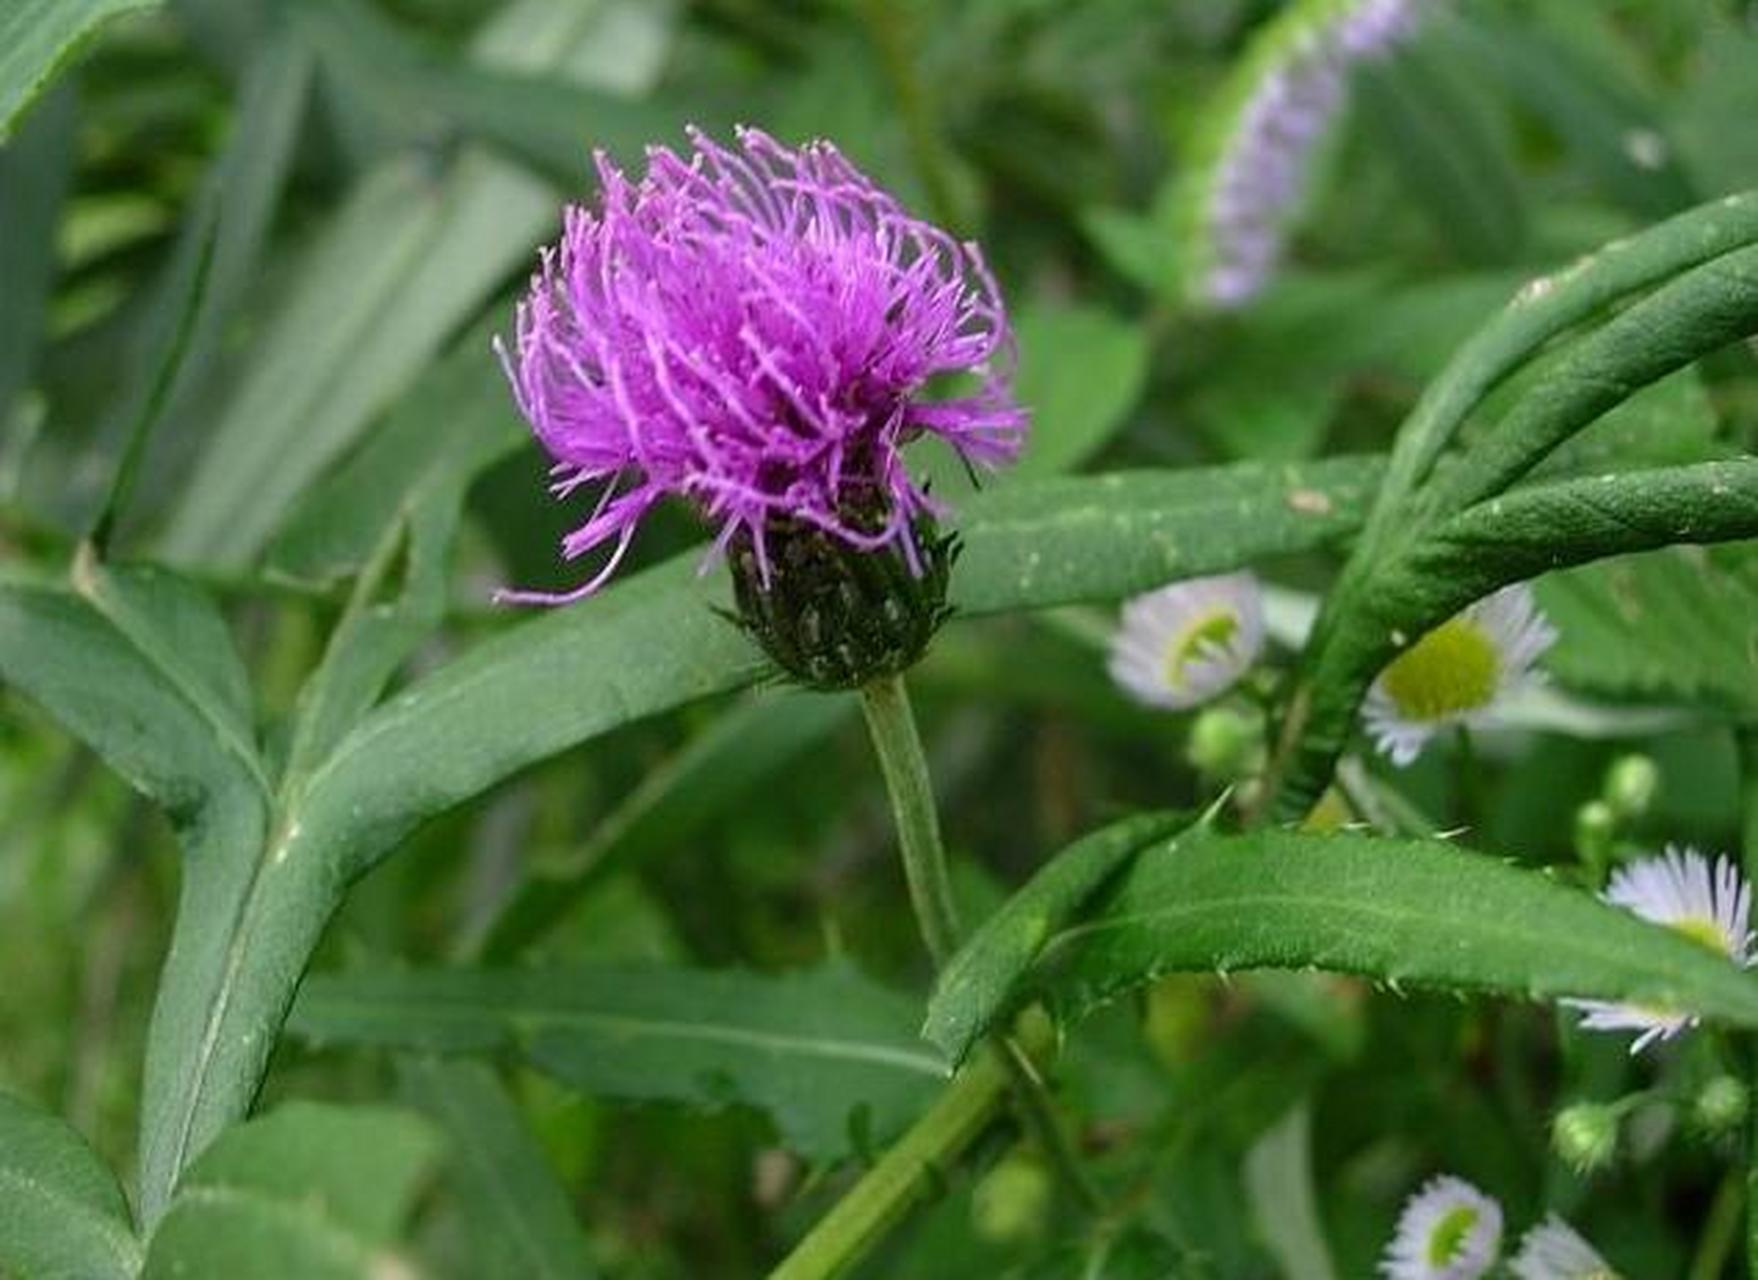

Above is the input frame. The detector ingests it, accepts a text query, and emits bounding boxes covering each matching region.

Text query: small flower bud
[1551,1101,1619,1173]
[971,1153,1052,1243]
[1185,706,1264,779]
[1603,754,1660,821]
[1691,1075,1749,1137]
[1573,800,1616,872]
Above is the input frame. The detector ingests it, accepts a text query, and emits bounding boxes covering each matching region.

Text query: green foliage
[141,1102,441,1280]
[4,2,1758,1276]
[290,962,943,1162]
[0,0,159,137]
[0,1091,141,1280]
[1036,827,1758,1028]
[400,1059,599,1280]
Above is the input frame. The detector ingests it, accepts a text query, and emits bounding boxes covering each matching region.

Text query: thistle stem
[859,674,962,968]
[857,674,1102,1215]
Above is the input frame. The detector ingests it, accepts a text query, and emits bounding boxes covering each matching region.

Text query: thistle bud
[728,515,955,690]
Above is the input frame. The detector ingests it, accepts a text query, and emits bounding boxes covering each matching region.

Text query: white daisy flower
[1380,1174,1503,1280]
[1509,1214,1619,1280]
[1565,847,1754,1053]
[1363,583,1558,766]
[1107,572,1266,710]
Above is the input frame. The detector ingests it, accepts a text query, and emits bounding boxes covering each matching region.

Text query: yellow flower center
[1427,1205,1479,1265]
[1670,915,1732,956]
[1379,616,1499,722]
[1163,609,1239,690]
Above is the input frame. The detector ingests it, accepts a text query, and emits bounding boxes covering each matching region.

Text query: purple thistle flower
[1199,0,1427,308]
[496,125,1025,604]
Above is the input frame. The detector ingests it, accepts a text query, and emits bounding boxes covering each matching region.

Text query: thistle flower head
[1380,1174,1502,1280]
[1509,1215,1619,1280]
[1565,847,1754,1053]
[1363,583,1557,766]
[1190,0,1427,308]
[497,125,1023,605]
[1107,572,1266,710]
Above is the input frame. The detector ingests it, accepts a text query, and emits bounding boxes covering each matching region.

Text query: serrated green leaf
[290,963,945,1162]
[1538,545,1758,718]
[1037,828,1758,1033]
[0,0,158,138]
[924,811,1187,1065]
[0,1091,142,1280]
[401,1060,597,1280]
[142,1101,441,1280]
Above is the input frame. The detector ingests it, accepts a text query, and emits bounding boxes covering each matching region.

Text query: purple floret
[496,125,1025,604]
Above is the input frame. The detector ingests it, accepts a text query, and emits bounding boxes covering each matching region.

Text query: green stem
[859,675,962,968]
[769,1025,1048,1280]
[857,676,1102,1215]
[1690,1166,1743,1280]
[1455,725,1482,835]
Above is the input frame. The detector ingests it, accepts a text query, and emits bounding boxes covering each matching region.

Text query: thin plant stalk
[858,673,1101,1214]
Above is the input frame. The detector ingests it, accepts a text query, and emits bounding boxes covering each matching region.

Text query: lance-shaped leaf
[1035,828,1758,1032]
[0,1092,142,1280]
[0,0,158,137]
[290,963,945,1162]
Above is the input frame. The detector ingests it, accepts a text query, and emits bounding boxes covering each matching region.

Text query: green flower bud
[1185,706,1264,779]
[1603,754,1660,821]
[1551,1101,1619,1173]
[728,514,955,691]
[1692,1075,1749,1137]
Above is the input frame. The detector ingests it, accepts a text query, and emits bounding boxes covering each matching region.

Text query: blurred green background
[4,1,1758,1275]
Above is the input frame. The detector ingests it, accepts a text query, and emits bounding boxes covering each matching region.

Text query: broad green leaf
[924,811,1187,1065]
[1037,828,1758,1033]
[478,691,854,960]
[401,1059,598,1280]
[160,0,672,568]
[0,0,158,138]
[0,1091,141,1280]
[290,963,945,1161]
[1010,304,1149,478]
[1359,39,1525,265]
[142,1101,441,1280]
[1538,546,1758,718]
[0,84,74,421]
